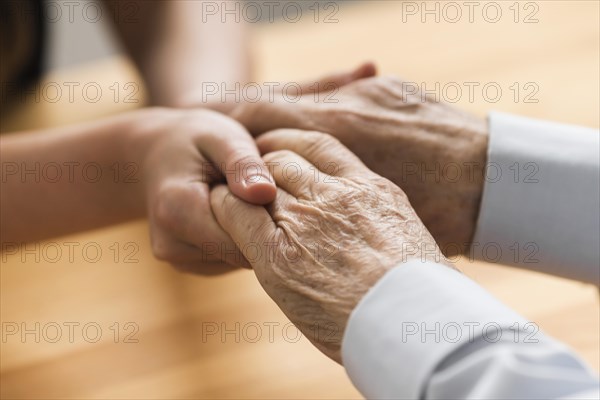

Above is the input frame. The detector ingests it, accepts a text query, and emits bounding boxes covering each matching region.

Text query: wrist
[123,107,181,157]
[119,108,182,213]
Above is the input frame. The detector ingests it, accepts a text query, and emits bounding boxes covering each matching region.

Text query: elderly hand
[210,129,448,362]
[232,76,489,255]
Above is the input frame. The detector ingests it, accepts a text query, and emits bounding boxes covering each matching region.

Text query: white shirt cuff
[472,112,599,284]
[341,261,528,399]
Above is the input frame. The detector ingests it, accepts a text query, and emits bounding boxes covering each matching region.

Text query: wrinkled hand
[210,129,448,362]
[133,108,276,273]
[136,63,375,274]
[232,76,489,254]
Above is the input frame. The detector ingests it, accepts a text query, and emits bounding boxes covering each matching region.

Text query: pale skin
[109,1,478,267]
[231,76,490,255]
[1,0,378,273]
[1,0,376,272]
[0,108,275,272]
[0,67,375,273]
[211,129,450,362]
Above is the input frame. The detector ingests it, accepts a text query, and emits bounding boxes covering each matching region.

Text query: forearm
[106,0,251,112]
[0,110,155,244]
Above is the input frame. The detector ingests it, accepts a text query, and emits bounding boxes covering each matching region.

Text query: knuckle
[302,131,340,156]
[308,130,339,146]
[263,149,296,164]
[259,128,303,147]
[267,128,304,137]
[372,175,408,199]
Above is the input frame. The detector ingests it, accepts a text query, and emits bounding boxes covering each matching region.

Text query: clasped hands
[142,66,488,362]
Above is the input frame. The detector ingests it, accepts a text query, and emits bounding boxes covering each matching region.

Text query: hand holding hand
[211,129,448,361]
[133,108,277,273]
[232,76,489,254]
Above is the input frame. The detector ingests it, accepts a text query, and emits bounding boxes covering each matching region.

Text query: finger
[198,112,277,205]
[210,185,276,269]
[150,224,247,271]
[262,150,323,199]
[231,63,377,136]
[257,129,368,177]
[299,62,378,93]
[150,179,249,268]
[230,99,306,137]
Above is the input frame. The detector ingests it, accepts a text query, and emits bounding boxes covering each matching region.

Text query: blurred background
[1,1,598,398]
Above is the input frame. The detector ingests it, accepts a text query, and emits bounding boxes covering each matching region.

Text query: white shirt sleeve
[472,112,599,284]
[342,261,600,399]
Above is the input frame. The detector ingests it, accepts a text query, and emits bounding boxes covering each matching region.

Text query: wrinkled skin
[137,66,376,274]
[211,129,449,362]
[232,76,489,255]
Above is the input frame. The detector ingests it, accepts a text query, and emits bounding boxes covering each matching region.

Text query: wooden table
[1,2,598,398]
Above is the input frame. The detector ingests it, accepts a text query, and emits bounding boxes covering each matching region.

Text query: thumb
[199,113,277,205]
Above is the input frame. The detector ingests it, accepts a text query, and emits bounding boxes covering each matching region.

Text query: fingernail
[243,174,273,187]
